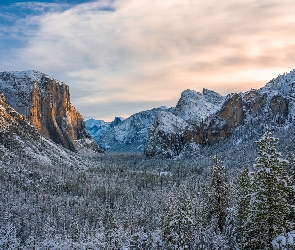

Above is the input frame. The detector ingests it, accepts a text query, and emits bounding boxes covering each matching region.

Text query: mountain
[145,71,295,158]
[85,116,124,143]
[174,88,225,123]
[86,107,167,152]
[0,70,103,153]
[0,90,91,167]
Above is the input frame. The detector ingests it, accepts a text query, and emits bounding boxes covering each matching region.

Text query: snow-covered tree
[237,167,252,250]
[247,130,293,249]
[70,217,80,242]
[0,216,20,250]
[162,188,194,250]
[286,152,295,226]
[204,155,229,234]
[104,208,120,249]
[24,229,38,250]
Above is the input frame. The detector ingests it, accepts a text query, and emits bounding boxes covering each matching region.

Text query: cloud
[1,0,295,120]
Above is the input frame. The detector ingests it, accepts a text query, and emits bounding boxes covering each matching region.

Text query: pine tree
[237,167,252,250]
[204,155,229,234]
[104,208,119,250]
[162,189,194,250]
[41,215,57,249]
[286,152,295,227]
[0,217,20,250]
[24,229,37,250]
[70,217,80,242]
[247,130,293,249]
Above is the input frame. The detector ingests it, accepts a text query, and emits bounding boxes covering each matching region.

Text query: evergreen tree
[237,167,252,250]
[286,152,295,225]
[162,188,194,250]
[204,155,229,234]
[104,208,119,249]
[162,192,177,249]
[24,229,37,250]
[247,130,293,249]
[70,217,80,242]
[41,215,57,249]
[0,215,20,250]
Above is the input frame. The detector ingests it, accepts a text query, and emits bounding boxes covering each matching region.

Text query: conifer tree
[70,217,80,242]
[247,130,293,249]
[237,167,251,250]
[104,208,119,249]
[0,216,20,250]
[204,155,229,234]
[162,189,194,250]
[286,152,295,226]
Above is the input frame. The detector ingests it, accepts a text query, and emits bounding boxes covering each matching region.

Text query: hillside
[0,70,102,153]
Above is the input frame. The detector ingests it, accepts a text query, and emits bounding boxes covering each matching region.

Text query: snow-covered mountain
[145,70,295,158]
[174,88,225,123]
[0,90,92,167]
[86,88,226,153]
[0,70,103,153]
[86,107,167,152]
[85,117,124,143]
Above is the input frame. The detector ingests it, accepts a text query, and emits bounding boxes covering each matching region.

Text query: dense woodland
[0,130,295,249]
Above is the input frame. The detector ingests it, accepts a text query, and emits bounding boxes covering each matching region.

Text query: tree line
[0,130,294,249]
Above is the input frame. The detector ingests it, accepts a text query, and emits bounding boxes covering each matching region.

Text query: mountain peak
[261,69,295,97]
[174,88,225,122]
[0,70,102,153]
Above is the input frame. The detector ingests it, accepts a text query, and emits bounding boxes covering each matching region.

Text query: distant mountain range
[86,107,167,152]
[87,70,295,158]
[1,69,295,160]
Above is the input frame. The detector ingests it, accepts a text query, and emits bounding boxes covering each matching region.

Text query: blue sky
[0,0,92,5]
[1,0,295,121]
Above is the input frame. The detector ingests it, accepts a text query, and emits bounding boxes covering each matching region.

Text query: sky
[1,0,295,121]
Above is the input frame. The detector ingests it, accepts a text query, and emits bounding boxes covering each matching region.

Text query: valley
[0,70,294,249]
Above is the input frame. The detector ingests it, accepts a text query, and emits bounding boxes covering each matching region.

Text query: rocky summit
[0,70,103,153]
[0,90,89,166]
[145,71,294,158]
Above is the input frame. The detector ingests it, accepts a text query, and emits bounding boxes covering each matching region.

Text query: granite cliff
[0,90,91,166]
[145,71,293,158]
[0,70,102,153]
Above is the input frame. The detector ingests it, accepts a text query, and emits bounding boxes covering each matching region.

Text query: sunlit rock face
[0,70,103,153]
[145,70,294,158]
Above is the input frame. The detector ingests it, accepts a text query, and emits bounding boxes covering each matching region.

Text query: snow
[154,111,188,134]
[174,88,225,123]
[159,171,173,176]
[272,231,295,250]
[0,70,65,117]
[87,108,167,152]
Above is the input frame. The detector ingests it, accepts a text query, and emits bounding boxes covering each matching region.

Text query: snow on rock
[272,231,295,250]
[95,108,167,152]
[85,117,124,143]
[0,90,93,168]
[0,70,102,154]
[262,70,295,98]
[145,69,295,158]
[145,111,189,158]
[174,88,225,123]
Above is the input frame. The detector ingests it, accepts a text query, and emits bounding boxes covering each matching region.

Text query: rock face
[0,70,103,153]
[0,90,88,166]
[145,111,188,157]
[174,88,225,123]
[145,71,294,157]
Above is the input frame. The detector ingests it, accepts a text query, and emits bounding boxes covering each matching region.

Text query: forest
[0,130,294,249]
